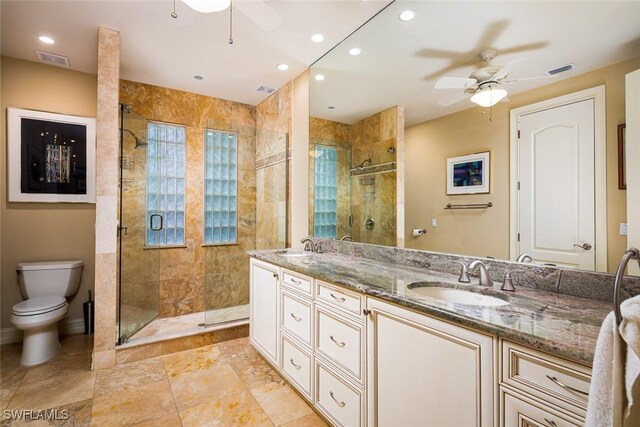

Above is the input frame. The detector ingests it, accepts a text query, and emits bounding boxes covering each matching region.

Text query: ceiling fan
[434,49,554,107]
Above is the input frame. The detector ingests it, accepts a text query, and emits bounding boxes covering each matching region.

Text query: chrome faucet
[340,235,353,241]
[455,261,470,283]
[501,269,524,292]
[468,260,492,287]
[301,237,317,252]
[516,253,533,263]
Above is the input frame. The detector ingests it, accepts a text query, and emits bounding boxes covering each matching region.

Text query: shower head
[356,158,372,170]
[122,128,148,149]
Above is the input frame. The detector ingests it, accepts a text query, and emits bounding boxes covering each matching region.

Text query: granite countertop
[249,249,612,367]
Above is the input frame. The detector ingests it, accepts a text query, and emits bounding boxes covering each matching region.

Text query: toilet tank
[17,261,83,299]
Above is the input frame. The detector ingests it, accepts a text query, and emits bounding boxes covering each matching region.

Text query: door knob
[573,243,592,250]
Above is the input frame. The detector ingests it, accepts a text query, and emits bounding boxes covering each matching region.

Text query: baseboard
[0,318,85,345]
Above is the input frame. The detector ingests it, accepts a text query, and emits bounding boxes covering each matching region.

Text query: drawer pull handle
[544,418,558,427]
[290,358,301,370]
[330,335,346,347]
[546,375,589,396]
[330,391,346,407]
[330,293,346,303]
[290,313,302,322]
[291,278,302,285]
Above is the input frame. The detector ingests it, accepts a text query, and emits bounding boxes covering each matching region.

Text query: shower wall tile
[118,80,257,320]
[159,275,205,318]
[153,86,197,127]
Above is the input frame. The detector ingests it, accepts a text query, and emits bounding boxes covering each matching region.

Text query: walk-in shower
[117,103,288,345]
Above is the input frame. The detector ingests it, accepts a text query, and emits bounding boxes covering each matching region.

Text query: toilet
[11,260,83,366]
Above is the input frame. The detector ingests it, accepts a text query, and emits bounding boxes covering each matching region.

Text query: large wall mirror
[308,0,640,273]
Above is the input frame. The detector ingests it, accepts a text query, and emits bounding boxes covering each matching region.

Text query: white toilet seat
[12,296,67,316]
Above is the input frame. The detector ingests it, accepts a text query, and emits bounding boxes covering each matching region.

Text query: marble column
[92,26,120,370]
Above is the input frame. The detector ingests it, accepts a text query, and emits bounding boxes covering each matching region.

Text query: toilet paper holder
[412,228,427,237]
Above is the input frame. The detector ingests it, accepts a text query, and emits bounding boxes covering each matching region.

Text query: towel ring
[613,248,640,325]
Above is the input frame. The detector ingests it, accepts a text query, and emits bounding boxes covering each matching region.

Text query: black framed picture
[8,108,96,203]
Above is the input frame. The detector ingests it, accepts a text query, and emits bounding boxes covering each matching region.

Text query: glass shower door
[117,104,160,344]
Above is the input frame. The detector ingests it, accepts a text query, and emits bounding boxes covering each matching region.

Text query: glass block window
[204,130,238,245]
[314,145,338,238]
[146,122,186,247]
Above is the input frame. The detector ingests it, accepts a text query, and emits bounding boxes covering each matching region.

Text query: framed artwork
[618,123,626,190]
[7,108,96,203]
[447,151,490,195]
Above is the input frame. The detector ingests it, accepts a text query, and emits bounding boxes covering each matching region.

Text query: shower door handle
[150,214,164,231]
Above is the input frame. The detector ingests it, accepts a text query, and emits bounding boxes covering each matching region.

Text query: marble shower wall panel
[349,107,400,247]
[309,117,353,239]
[118,80,257,318]
[256,82,292,247]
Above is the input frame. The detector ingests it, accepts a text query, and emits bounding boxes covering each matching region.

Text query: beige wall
[405,56,640,271]
[626,69,640,275]
[0,56,97,330]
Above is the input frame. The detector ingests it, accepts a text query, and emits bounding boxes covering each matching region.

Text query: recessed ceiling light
[38,35,55,44]
[194,75,203,80]
[311,34,325,43]
[314,74,325,81]
[349,48,362,56]
[277,64,289,71]
[399,10,416,21]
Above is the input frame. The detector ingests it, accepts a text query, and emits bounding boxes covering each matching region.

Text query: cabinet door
[249,259,280,364]
[367,298,495,427]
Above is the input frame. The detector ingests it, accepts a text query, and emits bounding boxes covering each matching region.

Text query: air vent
[35,50,70,67]
[545,63,576,76]
[256,86,275,94]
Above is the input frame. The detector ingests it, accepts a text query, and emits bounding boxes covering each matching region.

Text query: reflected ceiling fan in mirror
[434,49,556,107]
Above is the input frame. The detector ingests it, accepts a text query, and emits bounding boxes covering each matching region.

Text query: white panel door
[518,99,595,270]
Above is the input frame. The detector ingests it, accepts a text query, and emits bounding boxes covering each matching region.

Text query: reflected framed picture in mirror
[447,151,490,195]
[7,108,96,203]
[618,123,626,190]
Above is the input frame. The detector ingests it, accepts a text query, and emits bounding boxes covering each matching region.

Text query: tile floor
[0,334,328,426]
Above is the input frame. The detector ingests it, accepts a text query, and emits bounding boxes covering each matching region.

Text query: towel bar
[613,247,640,325]
[444,202,493,210]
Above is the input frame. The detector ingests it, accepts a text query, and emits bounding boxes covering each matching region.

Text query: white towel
[586,295,640,427]
[619,295,640,426]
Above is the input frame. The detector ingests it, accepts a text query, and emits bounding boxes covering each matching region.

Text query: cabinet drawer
[282,336,312,399]
[282,270,312,296]
[316,281,363,318]
[501,387,583,427]
[502,341,591,415]
[316,306,363,382]
[316,361,363,427]
[281,291,312,347]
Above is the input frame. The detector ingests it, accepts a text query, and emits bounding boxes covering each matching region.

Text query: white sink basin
[407,286,509,307]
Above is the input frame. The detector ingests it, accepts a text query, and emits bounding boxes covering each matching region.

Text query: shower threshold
[120,304,249,349]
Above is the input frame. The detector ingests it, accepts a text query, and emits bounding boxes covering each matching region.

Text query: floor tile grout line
[160,352,185,427]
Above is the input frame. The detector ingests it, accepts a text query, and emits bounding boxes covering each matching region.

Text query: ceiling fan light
[182,0,230,13]
[470,85,508,107]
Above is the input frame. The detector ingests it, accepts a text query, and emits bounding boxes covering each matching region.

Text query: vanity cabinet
[249,258,593,427]
[366,298,496,427]
[249,258,280,365]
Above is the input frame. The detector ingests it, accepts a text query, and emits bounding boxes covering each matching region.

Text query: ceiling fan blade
[499,41,549,56]
[438,92,471,107]
[475,20,509,52]
[435,77,477,90]
[501,75,557,84]
[415,48,466,59]
[491,60,519,81]
[235,0,283,32]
